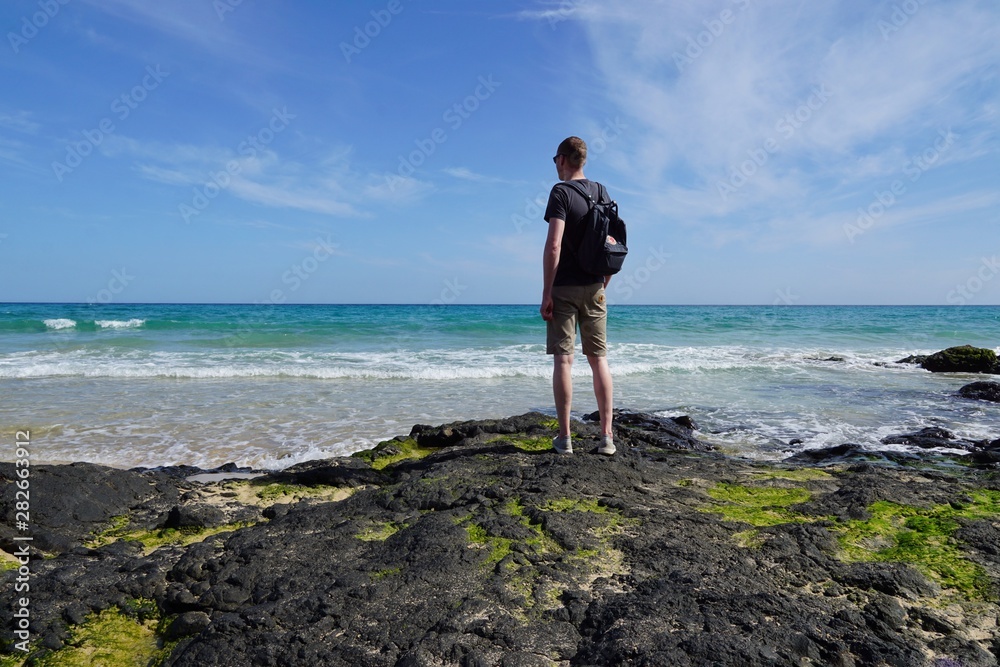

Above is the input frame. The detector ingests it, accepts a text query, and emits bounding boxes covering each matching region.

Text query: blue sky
[1,0,998,305]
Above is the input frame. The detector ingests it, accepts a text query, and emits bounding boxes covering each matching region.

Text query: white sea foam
[43,318,76,330]
[6,353,997,469]
[0,345,936,380]
[95,319,145,329]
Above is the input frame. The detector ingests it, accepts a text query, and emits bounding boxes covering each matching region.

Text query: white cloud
[486,233,545,266]
[512,2,598,25]
[361,174,434,204]
[843,189,1000,239]
[0,137,34,172]
[561,0,1000,248]
[0,110,40,135]
[228,179,357,217]
[0,111,43,173]
[442,167,516,184]
[104,135,373,218]
[79,0,264,66]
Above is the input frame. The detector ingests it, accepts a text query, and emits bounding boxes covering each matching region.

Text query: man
[540,136,615,456]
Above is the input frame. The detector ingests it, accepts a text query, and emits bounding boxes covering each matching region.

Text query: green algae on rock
[351,436,440,470]
[921,344,999,374]
[355,520,406,542]
[30,605,174,667]
[835,490,1000,601]
[702,482,817,527]
[86,515,257,555]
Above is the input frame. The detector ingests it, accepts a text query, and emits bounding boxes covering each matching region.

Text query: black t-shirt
[544,179,605,286]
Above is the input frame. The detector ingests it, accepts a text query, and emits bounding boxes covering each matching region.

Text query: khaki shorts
[546,283,608,357]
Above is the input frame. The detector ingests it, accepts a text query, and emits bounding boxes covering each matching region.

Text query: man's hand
[541,218,564,322]
[540,295,554,321]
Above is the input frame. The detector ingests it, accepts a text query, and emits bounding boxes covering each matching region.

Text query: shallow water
[1,304,998,469]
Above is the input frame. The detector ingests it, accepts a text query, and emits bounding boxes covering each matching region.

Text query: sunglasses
[552,154,564,163]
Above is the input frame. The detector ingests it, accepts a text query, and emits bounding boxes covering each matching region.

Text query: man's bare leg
[587,354,613,436]
[553,354,574,437]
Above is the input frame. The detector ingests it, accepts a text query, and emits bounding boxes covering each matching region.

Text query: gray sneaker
[597,435,616,456]
[552,435,573,454]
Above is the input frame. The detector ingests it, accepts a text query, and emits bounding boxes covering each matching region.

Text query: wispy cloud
[0,137,29,169]
[104,135,371,218]
[843,189,1000,237]
[442,167,516,185]
[485,233,544,266]
[229,178,357,217]
[0,110,40,135]
[511,3,596,25]
[0,111,42,172]
[79,0,264,66]
[361,174,434,204]
[555,0,1000,248]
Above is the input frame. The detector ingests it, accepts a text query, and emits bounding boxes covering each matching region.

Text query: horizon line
[2,302,999,308]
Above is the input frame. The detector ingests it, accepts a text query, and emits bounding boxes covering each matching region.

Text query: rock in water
[920,345,998,374]
[958,381,1000,403]
[881,427,959,450]
[785,443,868,464]
[896,354,928,365]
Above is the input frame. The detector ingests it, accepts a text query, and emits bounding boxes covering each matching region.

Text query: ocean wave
[0,361,548,380]
[95,319,146,329]
[14,318,148,333]
[0,345,936,381]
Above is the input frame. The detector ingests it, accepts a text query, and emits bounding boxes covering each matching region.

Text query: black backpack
[560,180,628,276]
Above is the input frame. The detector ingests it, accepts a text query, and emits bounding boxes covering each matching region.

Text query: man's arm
[540,217,565,321]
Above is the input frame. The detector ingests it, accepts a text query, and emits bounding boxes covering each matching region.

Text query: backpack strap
[556,180,604,274]
[558,180,604,207]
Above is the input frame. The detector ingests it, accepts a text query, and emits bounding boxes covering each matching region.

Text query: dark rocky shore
[3,406,1000,667]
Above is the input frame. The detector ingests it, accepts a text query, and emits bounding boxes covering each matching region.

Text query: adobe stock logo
[843,129,956,243]
[384,75,501,192]
[717,85,832,202]
[877,0,930,40]
[7,0,71,54]
[543,1,581,30]
[612,247,671,302]
[86,267,134,305]
[947,256,1000,305]
[431,278,467,305]
[673,0,754,73]
[178,107,295,223]
[510,117,626,233]
[51,65,169,182]
[214,0,247,22]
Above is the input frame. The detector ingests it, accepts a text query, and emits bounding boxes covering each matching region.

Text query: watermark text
[179,107,295,223]
[844,128,956,243]
[11,430,32,653]
[8,0,71,54]
[51,65,169,182]
[386,76,501,192]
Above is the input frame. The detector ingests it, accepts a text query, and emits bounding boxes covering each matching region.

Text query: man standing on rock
[540,136,615,456]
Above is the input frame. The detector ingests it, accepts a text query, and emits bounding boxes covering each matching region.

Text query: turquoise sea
[1,303,998,469]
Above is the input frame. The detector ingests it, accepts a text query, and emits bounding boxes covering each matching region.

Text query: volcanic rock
[3,411,999,666]
[959,381,1000,403]
[921,345,999,374]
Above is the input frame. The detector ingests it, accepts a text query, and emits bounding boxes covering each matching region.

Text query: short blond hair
[557,136,587,167]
